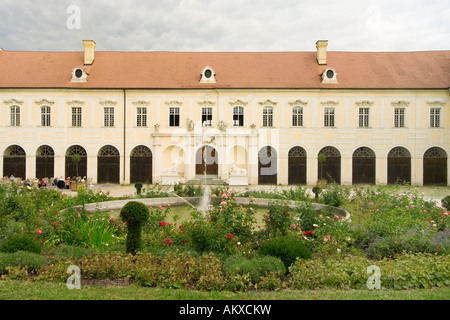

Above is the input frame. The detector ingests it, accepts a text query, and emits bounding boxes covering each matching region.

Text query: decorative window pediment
[35,99,55,105]
[132,100,151,106]
[355,100,374,107]
[258,99,278,107]
[288,99,308,107]
[229,99,248,107]
[100,100,118,106]
[391,100,410,107]
[321,100,339,107]
[165,100,183,107]
[198,95,216,106]
[4,99,24,105]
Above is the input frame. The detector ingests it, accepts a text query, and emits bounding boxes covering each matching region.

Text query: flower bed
[0,183,448,292]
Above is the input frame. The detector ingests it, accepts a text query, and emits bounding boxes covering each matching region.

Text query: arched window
[130,146,153,184]
[288,146,306,185]
[423,147,447,186]
[352,147,376,185]
[97,145,120,184]
[36,145,55,179]
[3,145,26,179]
[318,146,341,184]
[387,147,411,184]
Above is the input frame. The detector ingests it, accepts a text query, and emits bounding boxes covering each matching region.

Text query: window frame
[358,107,370,128]
[430,107,441,128]
[10,105,21,127]
[202,107,213,127]
[136,107,148,127]
[262,107,273,127]
[324,107,335,127]
[104,107,115,127]
[40,105,52,127]
[169,107,180,127]
[71,107,82,127]
[292,106,303,127]
[233,106,244,127]
[394,107,405,128]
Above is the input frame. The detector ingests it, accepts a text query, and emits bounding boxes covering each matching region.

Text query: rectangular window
[233,106,244,126]
[430,108,441,128]
[358,107,369,127]
[41,106,51,127]
[10,106,20,127]
[262,107,273,127]
[169,107,180,127]
[394,108,405,128]
[292,107,303,127]
[136,107,147,127]
[324,108,335,127]
[202,107,212,127]
[71,107,82,127]
[104,107,115,127]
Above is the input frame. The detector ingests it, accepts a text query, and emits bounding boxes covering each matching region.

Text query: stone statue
[230,161,247,176]
[162,160,178,174]
[186,119,194,131]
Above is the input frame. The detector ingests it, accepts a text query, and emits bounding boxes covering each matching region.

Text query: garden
[0,181,449,297]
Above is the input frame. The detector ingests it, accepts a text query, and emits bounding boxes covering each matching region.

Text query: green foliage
[442,195,450,210]
[0,234,41,254]
[258,235,312,269]
[120,201,150,254]
[0,251,46,274]
[312,186,322,199]
[54,210,118,249]
[289,253,450,290]
[263,201,294,236]
[223,254,286,282]
[52,245,94,260]
[207,188,256,244]
[320,183,349,207]
[134,182,143,195]
[174,183,203,197]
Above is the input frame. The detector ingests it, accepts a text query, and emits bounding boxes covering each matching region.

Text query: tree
[71,154,81,177]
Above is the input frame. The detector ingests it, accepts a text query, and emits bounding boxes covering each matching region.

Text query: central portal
[196,145,218,175]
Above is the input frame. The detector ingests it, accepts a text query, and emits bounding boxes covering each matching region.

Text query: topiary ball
[120,201,149,226]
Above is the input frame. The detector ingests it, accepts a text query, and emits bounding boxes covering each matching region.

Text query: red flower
[304,231,314,236]
[225,233,234,240]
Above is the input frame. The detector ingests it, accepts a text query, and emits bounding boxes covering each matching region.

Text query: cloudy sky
[0,0,449,52]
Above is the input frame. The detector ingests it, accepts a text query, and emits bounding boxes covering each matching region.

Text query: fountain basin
[63,197,350,221]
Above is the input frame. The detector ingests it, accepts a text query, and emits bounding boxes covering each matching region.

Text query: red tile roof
[0,50,449,89]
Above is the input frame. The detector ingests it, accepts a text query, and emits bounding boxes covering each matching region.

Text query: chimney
[316,40,328,65]
[83,40,96,65]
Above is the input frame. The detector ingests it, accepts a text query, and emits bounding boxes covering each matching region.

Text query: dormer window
[200,66,216,83]
[71,67,87,82]
[321,67,338,84]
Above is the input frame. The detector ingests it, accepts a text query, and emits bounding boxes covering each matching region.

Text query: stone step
[186,177,227,185]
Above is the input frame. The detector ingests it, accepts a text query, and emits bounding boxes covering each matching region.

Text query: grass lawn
[1,280,449,300]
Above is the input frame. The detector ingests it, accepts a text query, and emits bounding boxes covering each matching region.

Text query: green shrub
[263,201,293,236]
[258,235,311,269]
[134,182,143,195]
[52,245,93,260]
[442,196,450,210]
[0,251,46,274]
[223,254,286,282]
[320,183,348,207]
[0,234,41,254]
[120,201,149,255]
